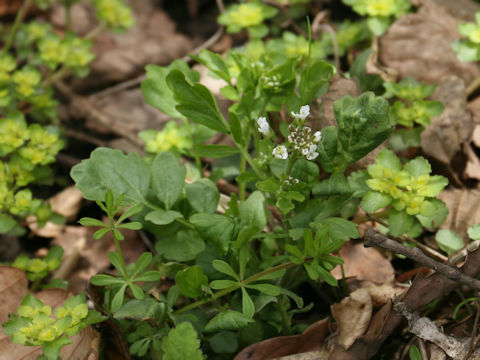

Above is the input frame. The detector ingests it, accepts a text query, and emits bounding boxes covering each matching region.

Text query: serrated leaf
[361,191,391,213]
[155,229,205,261]
[167,70,229,134]
[389,209,414,237]
[190,213,239,255]
[161,322,203,360]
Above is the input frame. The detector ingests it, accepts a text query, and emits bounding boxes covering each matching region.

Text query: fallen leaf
[438,189,480,236]
[463,143,480,180]
[331,288,372,350]
[0,268,100,360]
[379,0,480,86]
[331,242,395,284]
[28,186,84,238]
[421,76,473,165]
[273,351,328,360]
[234,319,329,360]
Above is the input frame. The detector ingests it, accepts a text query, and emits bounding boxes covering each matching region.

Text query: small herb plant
[0,0,134,236]
[2,294,105,360]
[342,0,411,35]
[383,78,444,150]
[452,10,480,62]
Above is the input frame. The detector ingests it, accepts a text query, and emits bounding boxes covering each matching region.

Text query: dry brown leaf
[28,186,84,238]
[273,351,328,360]
[0,269,100,360]
[468,97,480,126]
[331,288,372,350]
[421,76,473,165]
[379,0,480,86]
[438,189,480,236]
[330,242,394,284]
[234,319,329,360]
[463,143,480,180]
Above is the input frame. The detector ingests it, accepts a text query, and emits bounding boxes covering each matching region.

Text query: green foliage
[342,0,411,35]
[161,322,203,360]
[452,11,480,62]
[12,245,63,282]
[93,0,135,31]
[2,294,105,360]
[218,2,278,38]
[435,229,464,256]
[362,149,448,236]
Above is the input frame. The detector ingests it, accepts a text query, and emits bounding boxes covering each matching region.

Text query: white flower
[272,145,288,159]
[313,131,322,143]
[257,117,270,135]
[305,144,319,161]
[291,105,310,120]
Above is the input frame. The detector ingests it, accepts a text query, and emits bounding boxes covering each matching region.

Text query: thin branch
[365,228,480,291]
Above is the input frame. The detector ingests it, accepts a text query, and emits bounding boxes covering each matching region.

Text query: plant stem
[277,296,292,335]
[175,259,311,314]
[239,152,246,201]
[2,0,34,54]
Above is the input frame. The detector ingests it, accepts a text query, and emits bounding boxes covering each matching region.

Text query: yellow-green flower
[64,37,95,69]
[343,0,411,18]
[38,36,68,69]
[218,2,278,37]
[0,116,29,152]
[12,67,41,98]
[94,0,135,30]
[24,21,52,43]
[10,189,33,215]
[140,122,192,153]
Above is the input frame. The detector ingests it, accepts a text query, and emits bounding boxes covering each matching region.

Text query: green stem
[175,259,312,314]
[239,147,263,180]
[239,153,246,201]
[2,0,34,54]
[277,296,291,335]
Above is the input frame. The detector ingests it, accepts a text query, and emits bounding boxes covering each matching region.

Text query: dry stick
[364,228,480,291]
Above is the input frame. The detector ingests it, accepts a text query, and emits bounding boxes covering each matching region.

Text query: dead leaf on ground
[234,319,330,360]
[421,76,473,165]
[438,189,480,236]
[331,242,395,284]
[379,0,480,86]
[273,351,328,360]
[52,225,145,294]
[0,268,100,360]
[331,288,372,350]
[28,186,84,238]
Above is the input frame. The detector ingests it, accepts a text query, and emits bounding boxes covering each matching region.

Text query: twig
[463,303,480,360]
[365,228,480,291]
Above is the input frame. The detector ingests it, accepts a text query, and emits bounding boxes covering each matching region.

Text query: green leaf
[314,217,359,241]
[212,260,239,280]
[409,345,423,360]
[389,127,423,151]
[167,70,229,134]
[193,144,240,158]
[111,284,127,312]
[93,228,111,240]
[291,158,320,184]
[334,92,393,164]
[312,173,351,196]
[42,337,72,360]
[210,279,238,290]
[228,110,244,146]
[316,126,341,173]
[155,229,205,261]
[241,287,255,317]
[129,283,145,299]
[367,16,391,36]
[145,209,183,225]
[192,49,231,83]
[299,60,334,103]
[135,271,162,282]
[162,322,203,360]
[109,251,127,277]
[220,85,240,100]
[376,148,402,171]
[118,222,142,230]
[132,252,153,277]
[361,191,391,213]
[151,152,186,209]
[246,283,282,296]
[389,210,414,237]
[468,224,480,240]
[71,147,150,203]
[0,213,17,233]
[436,229,464,255]
[117,203,144,223]
[190,213,239,254]
[256,178,280,193]
[176,265,208,298]
[239,191,268,230]
[141,60,200,119]
[404,157,431,177]
[204,310,254,332]
[114,299,166,324]
[416,199,448,228]
[209,331,238,354]
[90,274,125,286]
[186,178,219,214]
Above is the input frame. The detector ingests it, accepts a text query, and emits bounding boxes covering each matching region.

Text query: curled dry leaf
[421,76,473,165]
[438,189,480,236]
[379,0,480,86]
[331,288,373,350]
[331,242,395,284]
[234,319,329,360]
[0,268,100,360]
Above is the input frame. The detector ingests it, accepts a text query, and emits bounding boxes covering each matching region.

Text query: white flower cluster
[257,117,270,135]
[291,105,310,120]
[272,145,288,159]
[283,176,300,186]
[263,74,280,89]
